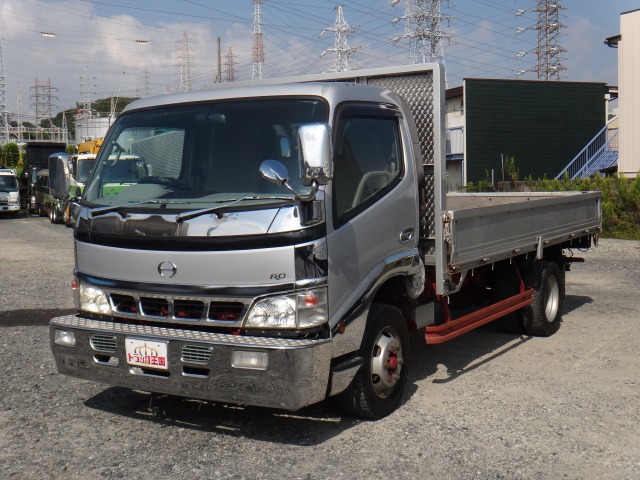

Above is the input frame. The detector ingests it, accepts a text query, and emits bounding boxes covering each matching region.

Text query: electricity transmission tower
[516,1,567,80]
[30,78,58,127]
[143,66,151,98]
[252,0,265,80]
[391,0,453,64]
[79,66,95,119]
[321,5,359,72]
[177,31,193,92]
[0,40,9,146]
[225,47,238,82]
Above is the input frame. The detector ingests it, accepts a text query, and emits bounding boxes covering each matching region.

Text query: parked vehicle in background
[69,153,97,198]
[0,168,21,217]
[20,142,66,213]
[50,64,602,419]
[34,169,53,219]
[47,152,72,225]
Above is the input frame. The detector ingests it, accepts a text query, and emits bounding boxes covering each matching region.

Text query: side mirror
[259,160,289,186]
[298,124,332,186]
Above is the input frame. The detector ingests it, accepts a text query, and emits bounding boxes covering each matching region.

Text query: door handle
[399,226,415,243]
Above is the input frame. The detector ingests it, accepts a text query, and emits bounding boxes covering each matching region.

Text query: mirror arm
[281,177,318,202]
[295,180,318,202]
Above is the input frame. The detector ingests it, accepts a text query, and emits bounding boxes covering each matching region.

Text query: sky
[0,0,637,122]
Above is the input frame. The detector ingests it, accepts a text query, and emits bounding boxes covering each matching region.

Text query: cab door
[326,102,419,318]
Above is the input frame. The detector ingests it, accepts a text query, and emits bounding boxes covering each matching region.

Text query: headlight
[244,288,328,329]
[76,280,111,314]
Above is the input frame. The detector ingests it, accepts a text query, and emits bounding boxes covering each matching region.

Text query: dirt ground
[1,215,639,479]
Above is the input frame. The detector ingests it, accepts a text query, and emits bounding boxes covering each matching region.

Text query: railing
[556,116,619,179]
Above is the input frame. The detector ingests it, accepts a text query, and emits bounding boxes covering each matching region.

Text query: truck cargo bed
[440,191,601,273]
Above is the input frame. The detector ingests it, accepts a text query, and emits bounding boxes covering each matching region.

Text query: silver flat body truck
[50,64,601,418]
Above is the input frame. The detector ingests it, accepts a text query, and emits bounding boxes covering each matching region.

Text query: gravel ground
[1,214,639,479]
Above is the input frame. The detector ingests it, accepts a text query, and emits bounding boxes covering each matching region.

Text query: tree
[1,142,20,169]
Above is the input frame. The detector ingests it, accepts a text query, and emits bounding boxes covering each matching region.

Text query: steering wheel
[138,176,187,190]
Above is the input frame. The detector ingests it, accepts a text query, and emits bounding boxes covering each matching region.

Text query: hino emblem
[158,261,177,279]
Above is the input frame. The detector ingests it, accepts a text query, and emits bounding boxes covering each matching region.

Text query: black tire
[521,260,564,336]
[339,304,409,419]
[50,207,59,224]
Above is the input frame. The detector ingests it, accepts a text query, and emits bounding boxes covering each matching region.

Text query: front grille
[111,294,138,314]
[90,334,117,352]
[208,301,244,321]
[174,300,205,320]
[182,344,213,364]
[106,291,249,326]
[140,297,169,317]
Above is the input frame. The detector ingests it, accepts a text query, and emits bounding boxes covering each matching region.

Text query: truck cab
[0,168,21,217]
[50,65,600,418]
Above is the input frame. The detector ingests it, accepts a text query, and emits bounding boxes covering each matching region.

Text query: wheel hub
[371,326,403,398]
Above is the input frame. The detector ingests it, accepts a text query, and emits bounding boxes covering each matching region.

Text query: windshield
[83,98,328,209]
[0,175,18,191]
[76,158,96,183]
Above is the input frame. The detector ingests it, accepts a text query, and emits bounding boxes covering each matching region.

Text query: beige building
[606,9,640,178]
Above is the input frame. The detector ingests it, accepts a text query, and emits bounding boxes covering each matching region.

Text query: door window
[333,104,403,224]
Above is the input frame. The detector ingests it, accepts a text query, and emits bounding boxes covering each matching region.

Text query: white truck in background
[50,64,601,418]
[0,168,21,217]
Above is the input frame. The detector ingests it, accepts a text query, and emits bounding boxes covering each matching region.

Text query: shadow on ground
[80,294,593,442]
[0,308,75,327]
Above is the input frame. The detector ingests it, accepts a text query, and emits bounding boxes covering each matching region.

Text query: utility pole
[252,0,265,80]
[16,83,23,144]
[215,37,222,83]
[321,5,359,72]
[0,39,9,146]
[391,0,453,65]
[516,1,567,80]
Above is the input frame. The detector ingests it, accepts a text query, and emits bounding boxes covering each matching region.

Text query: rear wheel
[50,207,58,224]
[521,260,564,336]
[339,304,409,419]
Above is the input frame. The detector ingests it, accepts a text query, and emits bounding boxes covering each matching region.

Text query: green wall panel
[465,79,607,183]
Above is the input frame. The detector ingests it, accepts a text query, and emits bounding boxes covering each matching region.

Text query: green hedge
[464,174,640,240]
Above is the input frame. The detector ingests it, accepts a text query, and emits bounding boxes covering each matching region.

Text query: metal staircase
[555,116,619,179]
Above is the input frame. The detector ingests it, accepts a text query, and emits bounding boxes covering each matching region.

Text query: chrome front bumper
[50,315,332,411]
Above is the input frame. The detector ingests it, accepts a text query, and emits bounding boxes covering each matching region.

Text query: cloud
[564,14,617,84]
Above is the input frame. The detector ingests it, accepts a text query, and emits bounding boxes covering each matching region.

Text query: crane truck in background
[77,138,103,155]
[50,64,601,418]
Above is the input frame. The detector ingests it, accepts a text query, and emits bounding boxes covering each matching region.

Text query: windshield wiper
[90,200,192,218]
[175,195,295,223]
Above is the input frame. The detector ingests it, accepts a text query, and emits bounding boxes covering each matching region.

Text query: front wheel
[521,260,564,336]
[339,304,409,419]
